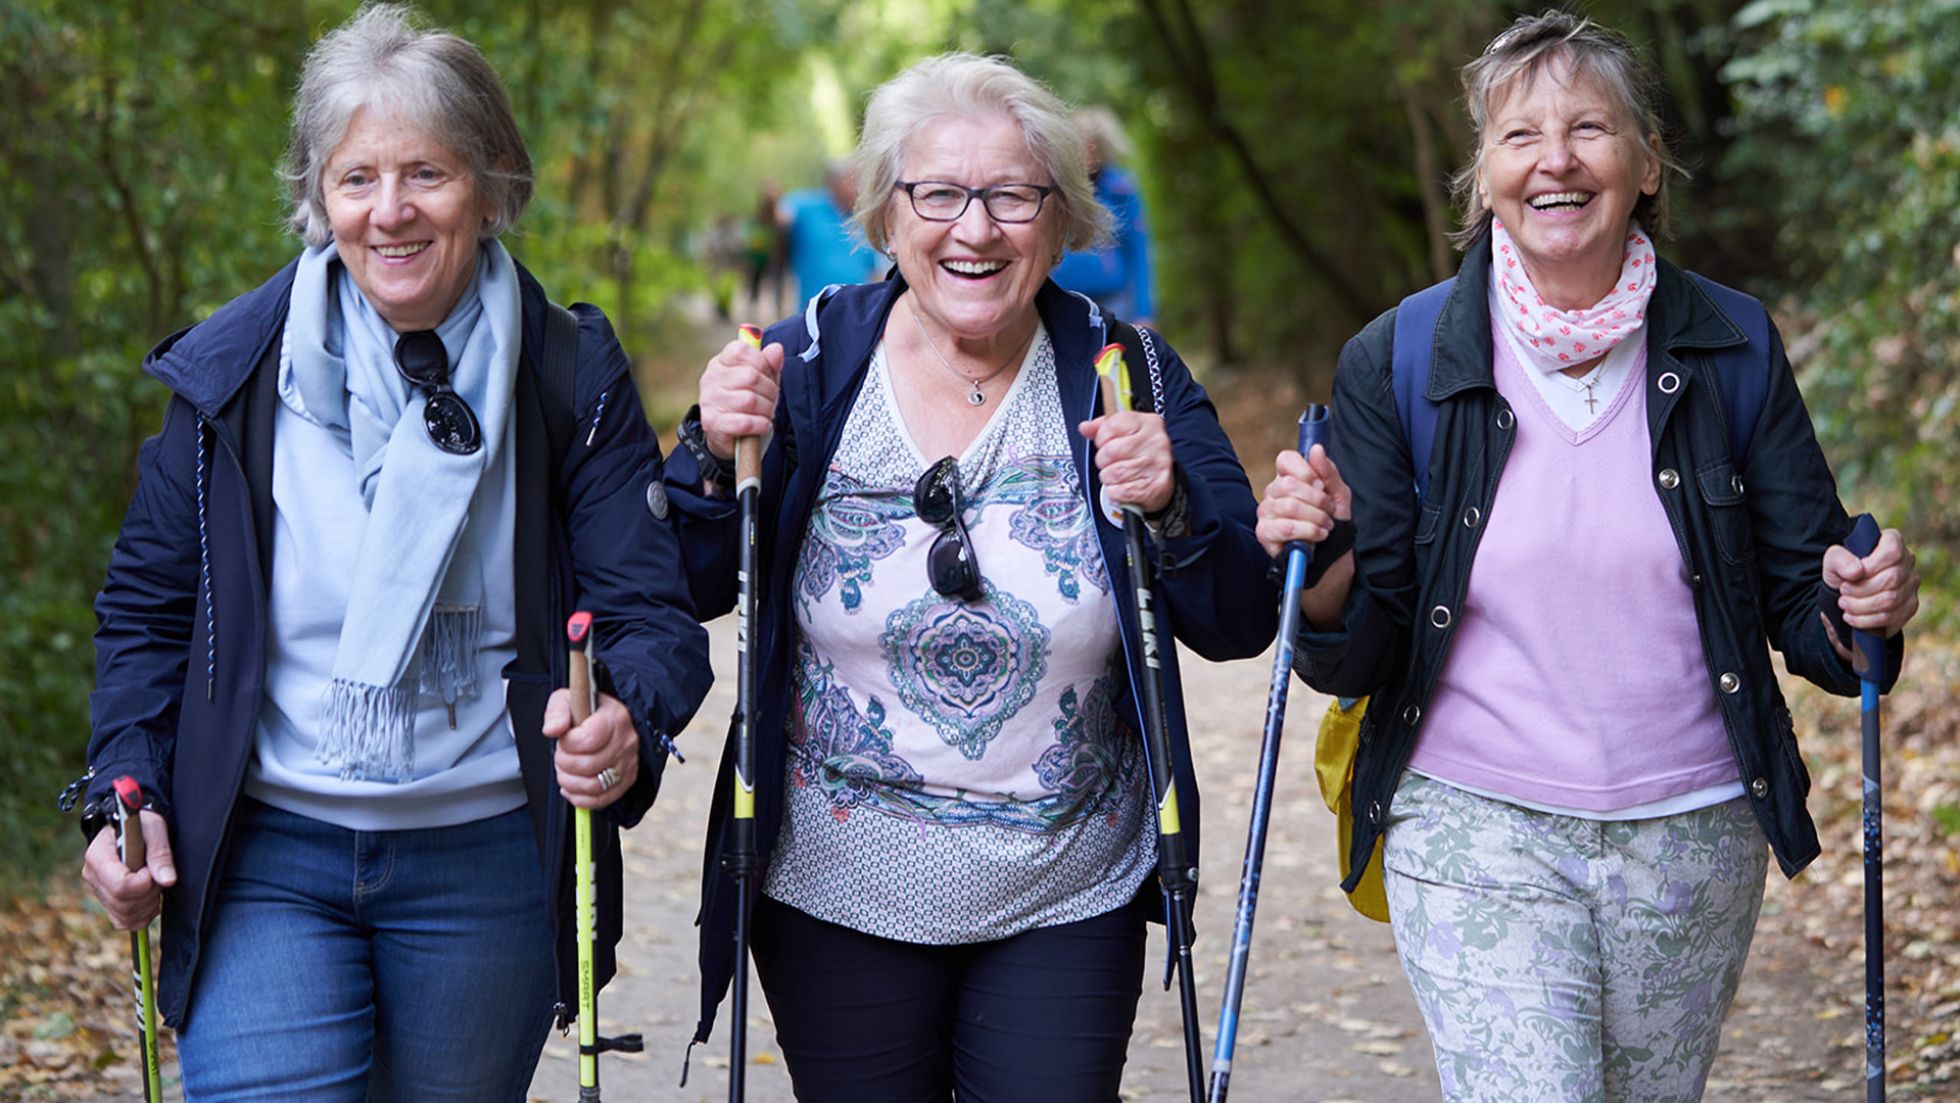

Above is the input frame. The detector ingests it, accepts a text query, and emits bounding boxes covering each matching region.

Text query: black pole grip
[1843,514,1885,678]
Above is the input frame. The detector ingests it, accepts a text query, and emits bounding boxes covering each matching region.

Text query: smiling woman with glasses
[667,52,1275,1101]
[75,6,712,1098]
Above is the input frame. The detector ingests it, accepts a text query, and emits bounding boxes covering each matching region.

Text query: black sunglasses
[913,456,983,602]
[393,330,483,456]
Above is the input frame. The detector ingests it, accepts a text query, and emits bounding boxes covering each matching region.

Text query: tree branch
[1136,0,1376,321]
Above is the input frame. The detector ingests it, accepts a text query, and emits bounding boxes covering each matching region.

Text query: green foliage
[1724,0,1960,613]
[0,0,313,894]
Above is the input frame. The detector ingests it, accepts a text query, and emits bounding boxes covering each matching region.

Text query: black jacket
[84,257,713,1027]
[1296,234,1903,888]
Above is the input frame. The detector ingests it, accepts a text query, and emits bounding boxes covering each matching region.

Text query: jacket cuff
[1817,578,1907,691]
[1154,461,1221,573]
[75,761,174,843]
[591,659,676,831]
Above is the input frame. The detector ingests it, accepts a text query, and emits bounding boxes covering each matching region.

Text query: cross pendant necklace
[1558,359,1609,415]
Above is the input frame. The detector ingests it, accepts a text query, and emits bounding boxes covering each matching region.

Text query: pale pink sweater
[1407,320,1739,812]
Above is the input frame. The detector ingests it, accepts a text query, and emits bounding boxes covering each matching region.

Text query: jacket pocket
[1412,501,1443,547]
[1696,460,1756,566]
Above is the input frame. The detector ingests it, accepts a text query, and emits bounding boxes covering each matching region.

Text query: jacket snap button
[1495,408,1516,431]
[1401,704,1422,726]
[1732,474,1745,496]
[1430,605,1452,628]
[1658,371,1681,394]
[1462,506,1482,528]
[1691,573,1704,589]
[1750,777,1769,799]
[1369,800,1383,823]
[1719,671,1741,694]
[1658,468,1681,490]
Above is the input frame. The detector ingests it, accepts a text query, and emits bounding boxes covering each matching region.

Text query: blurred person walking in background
[779,160,881,309]
[1053,106,1155,328]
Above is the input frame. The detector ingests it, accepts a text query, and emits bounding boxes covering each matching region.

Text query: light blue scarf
[278,240,520,780]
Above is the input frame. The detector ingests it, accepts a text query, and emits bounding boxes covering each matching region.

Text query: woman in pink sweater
[1259,11,1920,1101]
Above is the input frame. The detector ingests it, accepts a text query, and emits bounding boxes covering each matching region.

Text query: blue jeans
[177,799,555,1102]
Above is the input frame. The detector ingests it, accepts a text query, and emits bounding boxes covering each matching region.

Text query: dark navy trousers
[751,893,1148,1102]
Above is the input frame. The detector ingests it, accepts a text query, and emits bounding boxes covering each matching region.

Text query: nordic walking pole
[563,614,644,1099]
[1095,342,1205,1103]
[111,776,163,1103]
[567,611,605,1103]
[1208,406,1329,1102]
[1844,513,1887,1102]
[727,323,766,1103]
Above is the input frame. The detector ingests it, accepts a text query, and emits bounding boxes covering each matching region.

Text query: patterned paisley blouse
[762,325,1155,942]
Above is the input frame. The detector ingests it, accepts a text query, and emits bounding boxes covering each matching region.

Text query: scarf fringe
[419,604,482,704]
[318,679,415,781]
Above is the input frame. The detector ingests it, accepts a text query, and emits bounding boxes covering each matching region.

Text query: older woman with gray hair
[75,5,710,1097]
[1259,10,1919,1100]
[667,52,1271,1100]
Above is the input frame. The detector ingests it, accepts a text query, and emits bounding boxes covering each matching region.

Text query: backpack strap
[1105,317,1162,415]
[539,301,580,475]
[1686,273,1772,466]
[1391,279,1453,504]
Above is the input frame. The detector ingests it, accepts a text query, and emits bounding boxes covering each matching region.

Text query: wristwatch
[677,405,736,494]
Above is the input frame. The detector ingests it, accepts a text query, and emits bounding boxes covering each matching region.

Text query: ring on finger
[597,766,620,791]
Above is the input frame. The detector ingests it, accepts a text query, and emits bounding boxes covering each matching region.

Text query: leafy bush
[1724,0,1960,615]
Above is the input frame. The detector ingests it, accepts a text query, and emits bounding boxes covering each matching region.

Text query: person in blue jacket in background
[74,7,710,1099]
[1052,106,1156,326]
[779,160,883,308]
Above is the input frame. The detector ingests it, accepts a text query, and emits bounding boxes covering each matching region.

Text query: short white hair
[280,3,532,246]
[851,53,1108,255]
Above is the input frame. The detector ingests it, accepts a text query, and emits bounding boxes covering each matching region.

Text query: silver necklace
[909,306,1019,406]
[1553,357,1611,414]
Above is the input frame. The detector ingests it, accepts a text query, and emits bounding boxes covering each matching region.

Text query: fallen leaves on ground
[0,882,174,1101]
[1774,636,1960,1096]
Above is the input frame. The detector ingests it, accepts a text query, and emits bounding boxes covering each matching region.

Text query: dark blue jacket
[1296,234,1904,887]
[83,257,713,1028]
[664,279,1276,1045]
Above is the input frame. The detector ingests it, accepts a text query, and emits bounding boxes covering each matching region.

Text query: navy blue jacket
[664,279,1277,1045]
[83,257,713,1028]
[1296,234,1904,886]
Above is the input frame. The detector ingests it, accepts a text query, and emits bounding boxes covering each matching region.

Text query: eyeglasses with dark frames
[894,180,1056,224]
[912,456,984,602]
[393,330,483,456]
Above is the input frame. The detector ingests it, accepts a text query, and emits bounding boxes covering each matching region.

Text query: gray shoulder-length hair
[851,53,1109,256]
[280,3,533,246]
[1450,10,1686,247]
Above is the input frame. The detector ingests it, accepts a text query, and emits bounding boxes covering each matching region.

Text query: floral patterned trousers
[1382,772,1769,1103]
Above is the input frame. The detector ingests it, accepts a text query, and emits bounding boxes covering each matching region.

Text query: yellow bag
[1314,697,1390,922]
